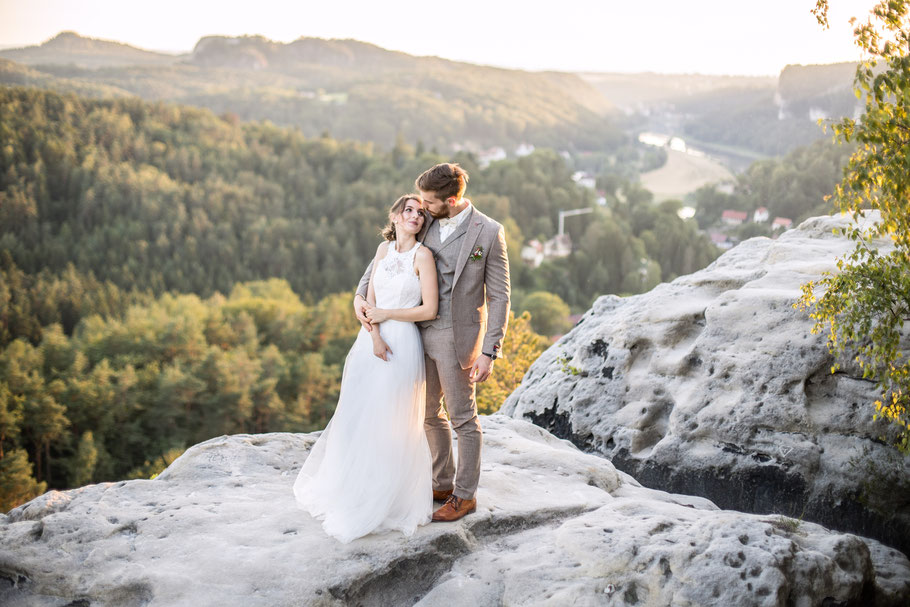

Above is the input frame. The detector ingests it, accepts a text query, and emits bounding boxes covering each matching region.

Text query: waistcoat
[420,214,470,329]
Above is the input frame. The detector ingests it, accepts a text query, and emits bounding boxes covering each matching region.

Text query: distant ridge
[189,35,419,72]
[578,72,775,110]
[0,31,180,68]
[0,32,622,150]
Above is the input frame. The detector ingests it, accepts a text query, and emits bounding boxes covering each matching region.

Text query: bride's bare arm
[366,247,438,324]
[354,242,387,331]
[363,242,393,360]
[371,325,392,360]
[359,242,388,331]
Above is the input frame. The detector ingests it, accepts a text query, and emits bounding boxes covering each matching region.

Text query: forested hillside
[675,86,827,157]
[584,63,859,159]
[0,32,620,151]
[0,81,852,512]
[0,85,720,510]
[691,139,854,236]
[0,246,546,511]
[676,64,859,158]
[0,87,719,308]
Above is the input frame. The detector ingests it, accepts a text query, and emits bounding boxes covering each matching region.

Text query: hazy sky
[0,0,881,75]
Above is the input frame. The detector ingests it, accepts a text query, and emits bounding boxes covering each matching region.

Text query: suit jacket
[357,204,510,369]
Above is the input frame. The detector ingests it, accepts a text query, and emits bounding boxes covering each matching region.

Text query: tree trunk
[45,441,51,485]
[35,442,42,482]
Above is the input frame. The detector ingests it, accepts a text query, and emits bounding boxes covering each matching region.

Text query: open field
[640,148,734,201]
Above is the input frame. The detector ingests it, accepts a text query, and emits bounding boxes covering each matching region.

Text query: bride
[293,194,438,543]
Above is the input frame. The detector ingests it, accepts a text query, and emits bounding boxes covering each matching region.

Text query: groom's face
[420,190,452,219]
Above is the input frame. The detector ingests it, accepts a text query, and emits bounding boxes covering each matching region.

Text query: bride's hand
[362,302,379,324]
[372,337,393,361]
[366,307,390,323]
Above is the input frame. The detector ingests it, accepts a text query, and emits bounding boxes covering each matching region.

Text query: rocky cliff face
[501,214,910,557]
[1,416,908,606]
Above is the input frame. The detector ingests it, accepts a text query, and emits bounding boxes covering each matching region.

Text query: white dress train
[293,241,433,543]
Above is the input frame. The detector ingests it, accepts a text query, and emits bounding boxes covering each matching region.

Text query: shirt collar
[444,200,472,227]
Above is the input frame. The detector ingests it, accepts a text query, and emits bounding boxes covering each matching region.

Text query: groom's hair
[416,163,468,201]
[381,194,423,241]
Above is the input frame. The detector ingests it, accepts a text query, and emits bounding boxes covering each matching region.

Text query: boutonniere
[470,245,484,261]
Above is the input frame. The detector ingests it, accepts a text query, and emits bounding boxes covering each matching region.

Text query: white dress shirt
[437,201,472,242]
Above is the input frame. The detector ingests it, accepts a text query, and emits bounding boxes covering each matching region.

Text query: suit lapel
[453,207,483,287]
[434,217,468,256]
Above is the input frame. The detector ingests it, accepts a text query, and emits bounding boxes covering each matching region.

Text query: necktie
[438,217,458,229]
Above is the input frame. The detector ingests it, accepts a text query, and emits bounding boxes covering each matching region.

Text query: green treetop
[798,0,910,451]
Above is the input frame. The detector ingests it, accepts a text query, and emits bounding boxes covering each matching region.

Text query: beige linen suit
[357,204,510,500]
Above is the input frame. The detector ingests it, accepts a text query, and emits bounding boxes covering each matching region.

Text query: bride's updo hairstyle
[381,194,423,241]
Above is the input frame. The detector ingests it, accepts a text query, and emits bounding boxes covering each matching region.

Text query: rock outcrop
[1,416,908,606]
[501,214,910,556]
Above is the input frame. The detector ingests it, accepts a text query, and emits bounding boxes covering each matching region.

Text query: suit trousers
[421,325,482,500]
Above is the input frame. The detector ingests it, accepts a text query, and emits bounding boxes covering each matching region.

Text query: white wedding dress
[293,241,433,543]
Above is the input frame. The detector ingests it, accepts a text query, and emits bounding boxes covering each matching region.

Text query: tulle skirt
[293,320,433,543]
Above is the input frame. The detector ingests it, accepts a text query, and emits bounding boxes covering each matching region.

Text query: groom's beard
[427,209,449,219]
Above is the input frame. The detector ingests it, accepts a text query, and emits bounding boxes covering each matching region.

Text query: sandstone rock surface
[501,214,910,556]
[2,416,908,606]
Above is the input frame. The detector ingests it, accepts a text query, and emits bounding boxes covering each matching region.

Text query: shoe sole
[431,507,476,522]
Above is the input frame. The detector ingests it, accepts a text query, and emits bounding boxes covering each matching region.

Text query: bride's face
[395,199,425,235]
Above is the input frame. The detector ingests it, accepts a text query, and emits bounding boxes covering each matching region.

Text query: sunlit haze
[0,0,882,75]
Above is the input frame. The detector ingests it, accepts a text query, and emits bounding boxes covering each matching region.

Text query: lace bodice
[374,241,423,310]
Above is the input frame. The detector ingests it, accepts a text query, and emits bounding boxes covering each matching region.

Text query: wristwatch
[483,352,497,360]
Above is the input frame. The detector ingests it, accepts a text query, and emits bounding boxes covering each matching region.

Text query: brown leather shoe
[433,488,454,502]
[432,495,476,522]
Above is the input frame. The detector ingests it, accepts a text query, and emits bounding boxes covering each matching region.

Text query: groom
[354,162,510,522]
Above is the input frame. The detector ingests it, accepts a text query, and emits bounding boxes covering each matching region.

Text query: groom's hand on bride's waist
[353,294,372,332]
[469,354,494,384]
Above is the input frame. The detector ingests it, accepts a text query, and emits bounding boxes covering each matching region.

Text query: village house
[721,210,748,226]
[477,147,507,168]
[520,234,573,268]
[515,143,535,157]
[543,233,572,259]
[571,171,597,189]
[772,217,793,230]
[521,239,544,268]
[709,231,734,250]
